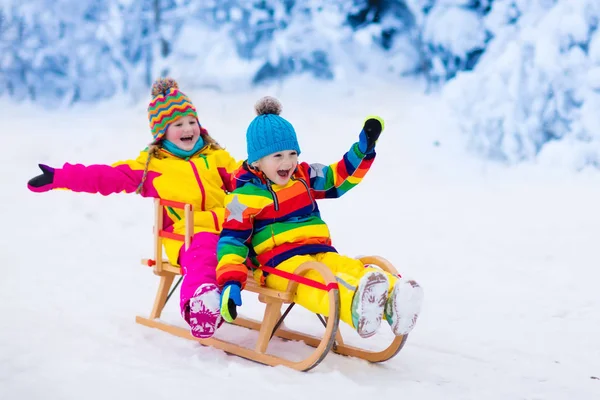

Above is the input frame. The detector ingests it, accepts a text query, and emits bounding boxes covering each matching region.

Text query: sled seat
[139,198,293,300]
[141,257,295,302]
[135,198,407,371]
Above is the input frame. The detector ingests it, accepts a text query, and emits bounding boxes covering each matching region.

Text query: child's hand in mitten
[27,164,55,193]
[358,116,385,154]
[220,281,242,322]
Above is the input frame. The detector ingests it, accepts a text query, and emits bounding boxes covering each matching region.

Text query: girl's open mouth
[180,135,194,142]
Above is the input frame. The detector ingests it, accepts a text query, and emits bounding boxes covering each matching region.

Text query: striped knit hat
[148,78,198,143]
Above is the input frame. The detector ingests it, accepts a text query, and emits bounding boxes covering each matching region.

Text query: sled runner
[135,198,408,371]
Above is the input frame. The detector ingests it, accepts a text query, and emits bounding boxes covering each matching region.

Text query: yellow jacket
[52,146,241,264]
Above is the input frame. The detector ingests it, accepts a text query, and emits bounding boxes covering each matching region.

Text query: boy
[215,97,423,338]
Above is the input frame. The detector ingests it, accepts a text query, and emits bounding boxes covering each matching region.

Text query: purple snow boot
[184,284,223,339]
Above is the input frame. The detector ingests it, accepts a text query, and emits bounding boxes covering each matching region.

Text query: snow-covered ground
[2,79,599,399]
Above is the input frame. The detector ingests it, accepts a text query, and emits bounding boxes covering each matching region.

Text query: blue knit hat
[246,97,301,164]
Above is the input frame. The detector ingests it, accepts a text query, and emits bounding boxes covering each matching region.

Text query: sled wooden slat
[149,274,175,320]
[136,198,408,371]
[141,258,294,302]
[135,316,316,370]
[136,261,339,371]
[231,316,407,363]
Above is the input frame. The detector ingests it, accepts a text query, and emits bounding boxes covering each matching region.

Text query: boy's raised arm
[308,116,384,199]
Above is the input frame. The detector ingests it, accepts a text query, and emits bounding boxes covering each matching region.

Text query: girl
[215,96,423,339]
[27,78,241,339]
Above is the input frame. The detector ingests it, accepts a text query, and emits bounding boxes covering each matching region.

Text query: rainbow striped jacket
[216,141,376,288]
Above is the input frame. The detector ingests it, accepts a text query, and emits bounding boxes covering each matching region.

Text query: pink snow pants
[178,232,219,323]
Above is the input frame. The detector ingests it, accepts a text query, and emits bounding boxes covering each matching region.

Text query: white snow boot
[351,271,389,338]
[385,278,423,336]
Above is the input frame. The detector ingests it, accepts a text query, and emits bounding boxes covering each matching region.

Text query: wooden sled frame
[136,198,408,371]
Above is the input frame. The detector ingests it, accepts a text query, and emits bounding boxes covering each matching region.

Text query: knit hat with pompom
[147,78,198,143]
[246,96,300,164]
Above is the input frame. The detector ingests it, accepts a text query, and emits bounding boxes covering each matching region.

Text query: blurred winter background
[3,1,600,399]
[2,0,600,168]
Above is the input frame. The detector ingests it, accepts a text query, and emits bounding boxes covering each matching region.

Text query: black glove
[358,116,385,154]
[27,164,55,193]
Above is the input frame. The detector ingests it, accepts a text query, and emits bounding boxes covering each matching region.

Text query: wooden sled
[136,199,408,371]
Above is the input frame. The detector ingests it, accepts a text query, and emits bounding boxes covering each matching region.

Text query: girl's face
[165,115,201,151]
[254,150,298,186]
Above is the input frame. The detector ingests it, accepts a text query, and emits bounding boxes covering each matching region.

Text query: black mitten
[359,117,385,153]
[27,164,55,192]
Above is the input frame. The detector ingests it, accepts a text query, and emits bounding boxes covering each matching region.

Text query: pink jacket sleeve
[53,162,160,197]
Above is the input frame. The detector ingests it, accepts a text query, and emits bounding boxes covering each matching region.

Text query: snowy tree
[343,0,422,77]
[444,0,600,169]
[251,0,345,83]
[405,0,493,85]
[0,0,125,106]
[0,0,194,105]
[192,0,341,84]
[118,0,188,92]
[188,0,422,85]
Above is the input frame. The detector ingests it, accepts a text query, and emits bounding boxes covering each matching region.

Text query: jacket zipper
[293,177,316,211]
[189,161,219,231]
[189,161,206,210]
[266,180,279,211]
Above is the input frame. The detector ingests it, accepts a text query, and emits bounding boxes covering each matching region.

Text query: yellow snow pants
[261,252,397,329]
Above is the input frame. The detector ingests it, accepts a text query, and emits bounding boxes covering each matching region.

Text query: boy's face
[255,150,298,186]
[165,115,201,151]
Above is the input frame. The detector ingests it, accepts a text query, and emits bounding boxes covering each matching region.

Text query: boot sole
[389,279,423,336]
[188,284,223,339]
[355,271,389,338]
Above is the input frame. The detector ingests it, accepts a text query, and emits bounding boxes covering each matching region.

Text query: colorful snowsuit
[49,146,240,316]
[216,141,396,327]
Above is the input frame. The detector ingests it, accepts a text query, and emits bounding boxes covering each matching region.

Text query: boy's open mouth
[277,169,291,178]
[180,134,194,142]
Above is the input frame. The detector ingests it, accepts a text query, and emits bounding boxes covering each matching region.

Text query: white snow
[2,77,600,399]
